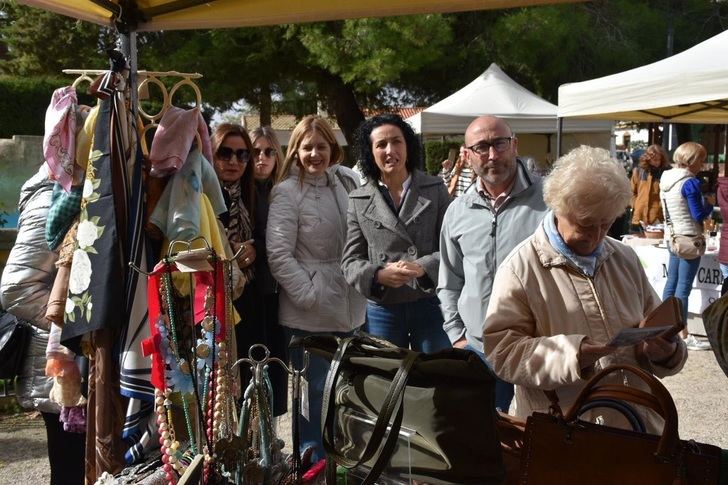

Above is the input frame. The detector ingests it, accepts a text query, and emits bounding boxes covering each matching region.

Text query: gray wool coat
[341,169,450,304]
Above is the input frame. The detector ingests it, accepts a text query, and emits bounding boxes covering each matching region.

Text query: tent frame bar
[635,100,728,121]
[144,0,222,18]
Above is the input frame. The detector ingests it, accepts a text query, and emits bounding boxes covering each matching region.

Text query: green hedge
[0,76,96,138]
[423,139,462,175]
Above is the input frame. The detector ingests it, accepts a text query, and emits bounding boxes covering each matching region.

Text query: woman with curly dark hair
[341,113,451,351]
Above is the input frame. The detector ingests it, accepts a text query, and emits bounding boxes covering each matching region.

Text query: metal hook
[128,261,153,276]
[166,236,213,258]
[231,347,309,375]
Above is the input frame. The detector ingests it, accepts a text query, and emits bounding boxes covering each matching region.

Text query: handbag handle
[321,336,419,484]
[577,398,647,433]
[563,364,679,461]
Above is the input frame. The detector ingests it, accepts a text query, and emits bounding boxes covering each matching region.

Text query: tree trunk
[259,83,272,127]
[318,71,364,148]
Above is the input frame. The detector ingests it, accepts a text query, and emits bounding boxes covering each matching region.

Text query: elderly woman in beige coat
[483,145,687,434]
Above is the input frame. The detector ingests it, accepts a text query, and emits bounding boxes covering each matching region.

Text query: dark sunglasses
[217,146,251,163]
[253,147,277,158]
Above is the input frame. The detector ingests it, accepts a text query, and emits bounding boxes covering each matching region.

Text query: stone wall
[0,136,44,227]
[0,228,18,310]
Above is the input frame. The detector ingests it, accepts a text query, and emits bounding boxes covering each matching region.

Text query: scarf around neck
[224,181,254,282]
[544,211,603,277]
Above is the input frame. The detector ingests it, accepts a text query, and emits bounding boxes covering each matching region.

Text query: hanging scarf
[224,182,254,283]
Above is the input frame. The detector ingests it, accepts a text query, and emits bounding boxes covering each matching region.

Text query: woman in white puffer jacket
[659,142,714,351]
[0,165,85,484]
[266,115,365,463]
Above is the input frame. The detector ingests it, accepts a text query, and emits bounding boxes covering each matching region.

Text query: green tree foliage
[424,140,462,175]
[136,17,453,144]
[2,0,728,146]
[0,75,69,136]
[0,2,113,76]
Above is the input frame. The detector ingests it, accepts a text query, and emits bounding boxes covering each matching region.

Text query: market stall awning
[406,63,612,134]
[18,0,582,31]
[558,29,728,123]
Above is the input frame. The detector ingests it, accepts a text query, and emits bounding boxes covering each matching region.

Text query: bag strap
[577,398,647,433]
[334,166,357,194]
[323,337,417,466]
[661,194,676,236]
[563,364,679,461]
[322,336,419,484]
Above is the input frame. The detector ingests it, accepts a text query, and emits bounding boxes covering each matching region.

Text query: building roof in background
[242,107,425,131]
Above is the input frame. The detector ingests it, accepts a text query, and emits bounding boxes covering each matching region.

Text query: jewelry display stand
[133,237,310,485]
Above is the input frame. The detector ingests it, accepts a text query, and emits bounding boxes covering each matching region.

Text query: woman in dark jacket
[212,123,288,416]
[341,114,451,351]
[248,125,288,417]
[0,165,85,485]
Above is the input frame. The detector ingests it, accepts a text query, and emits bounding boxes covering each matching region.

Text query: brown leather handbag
[519,364,721,484]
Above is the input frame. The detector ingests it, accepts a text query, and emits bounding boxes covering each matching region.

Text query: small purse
[519,364,721,485]
[670,233,706,259]
[0,311,31,379]
[662,193,706,259]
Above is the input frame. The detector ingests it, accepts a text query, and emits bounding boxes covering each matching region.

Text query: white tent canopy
[558,29,728,123]
[406,63,612,134]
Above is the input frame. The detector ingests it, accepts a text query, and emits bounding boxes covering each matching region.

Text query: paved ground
[1,337,726,484]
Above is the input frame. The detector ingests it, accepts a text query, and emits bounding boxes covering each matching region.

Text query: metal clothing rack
[64,68,204,155]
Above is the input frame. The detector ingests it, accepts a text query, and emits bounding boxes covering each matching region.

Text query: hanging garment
[148,149,227,242]
[148,106,213,177]
[46,184,83,250]
[43,86,85,192]
[61,96,125,343]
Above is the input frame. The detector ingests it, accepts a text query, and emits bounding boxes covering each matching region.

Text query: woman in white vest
[659,142,714,351]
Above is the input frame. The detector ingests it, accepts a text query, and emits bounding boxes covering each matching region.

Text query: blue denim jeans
[662,250,701,324]
[464,344,514,413]
[284,326,357,464]
[364,297,451,353]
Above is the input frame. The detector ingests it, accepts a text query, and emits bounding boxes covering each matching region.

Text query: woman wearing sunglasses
[211,123,260,388]
[267,115,366,462]
[241,125,289,418]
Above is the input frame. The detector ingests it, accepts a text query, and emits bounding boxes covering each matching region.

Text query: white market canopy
[406,63,612,135]
[558,29,728,123]
[17,0,580,31]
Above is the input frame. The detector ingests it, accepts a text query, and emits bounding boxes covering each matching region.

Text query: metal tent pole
[556,117,563,158]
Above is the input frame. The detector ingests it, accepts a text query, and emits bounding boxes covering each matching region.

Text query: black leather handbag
[303,334,505,485]
[0,311,31,379]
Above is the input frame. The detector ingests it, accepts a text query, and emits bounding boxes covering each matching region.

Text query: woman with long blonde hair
[266,115,365,462]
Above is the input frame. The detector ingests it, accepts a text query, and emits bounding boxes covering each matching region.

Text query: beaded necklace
[145,248,236,485]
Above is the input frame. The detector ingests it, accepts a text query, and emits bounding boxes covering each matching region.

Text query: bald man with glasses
[437,115,548,412]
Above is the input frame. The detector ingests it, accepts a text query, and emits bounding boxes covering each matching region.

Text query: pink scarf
[44,86,81,192]
[148,106,213,177]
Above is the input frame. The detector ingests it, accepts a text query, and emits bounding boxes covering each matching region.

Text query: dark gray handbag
[303,334,505,485]
[0,310,31,379]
